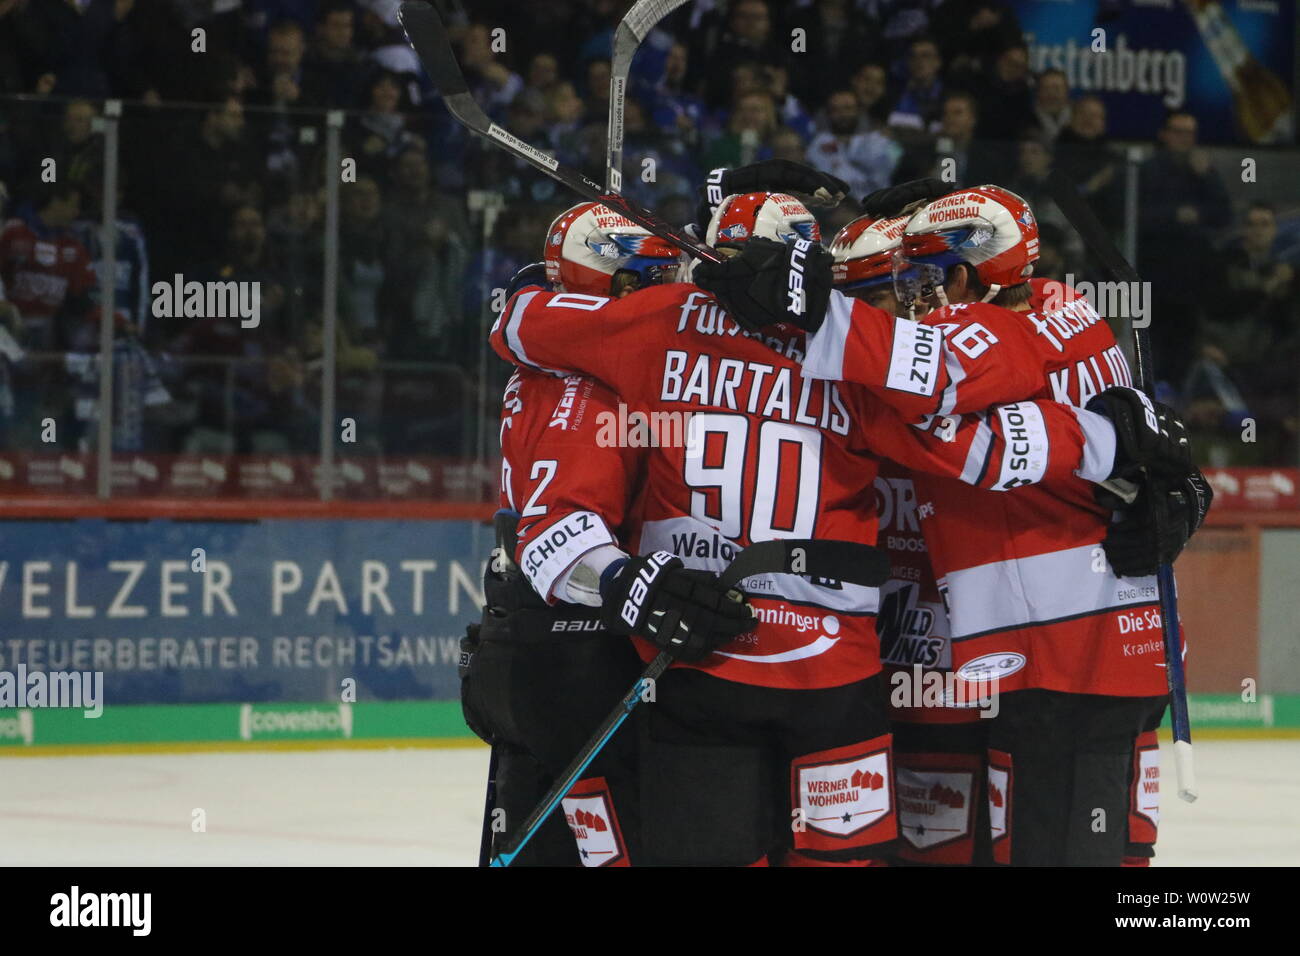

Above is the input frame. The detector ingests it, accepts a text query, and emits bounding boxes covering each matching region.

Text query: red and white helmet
[829,214,909,290]
[899,185,1039,302]
[706,191,821,249]
[544,202,680,296]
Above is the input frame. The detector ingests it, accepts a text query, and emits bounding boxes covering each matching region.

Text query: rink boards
[0,516,1296,751]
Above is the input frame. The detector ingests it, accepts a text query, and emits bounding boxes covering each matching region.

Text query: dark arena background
[0,0,1296,901]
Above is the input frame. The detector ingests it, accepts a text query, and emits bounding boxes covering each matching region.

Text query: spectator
[458,22,523,120]
[384,146,468,252]
[525,52,561,98]
[166,203,294,453]
[618,98,700,209]
[543,81,587,158]
[932,0,1022,74]
[471,91,569,205]
[1139,109,1232,382]
[865,0,943,59]
[1031,68,1071,141]
[850,62,891,128]
[392,202,470,363]
[13,0,131,97]
[970,41,1033,143]
[1054,94,1123,231]
[71,173,151,336]
[0,183,95,351]
[0,0,32,94]
[648,41,707,144]
[887,37,945,134]
[787,0,883,108]
[253,18,328,109]
[806,89,901,198]
[65,321,172,452]
[345,70,423,184]
[700,0,785,109]
[769,126,807,165]
[338,176,388,349]
[765,65,815,143]
[43,99,104,199]
[265,185,323,342]
[1212,202,1295,350]
[702,90,778,169]
[896,90,998,187]
[584,58,612,126]
[1006,131,1083,266]
[302,0,366,109]
[150,96,264,275]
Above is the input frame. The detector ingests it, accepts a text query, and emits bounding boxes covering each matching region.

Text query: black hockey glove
[598,552,756,661]
[1087,386,1191,482]
[696,161,850,229]
[1096,467,1213,577]
[860,177,949,218]
[505,261,549,300]
[693,236,834,334]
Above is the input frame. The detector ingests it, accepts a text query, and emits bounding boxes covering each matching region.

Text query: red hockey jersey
[820,280,1170,698]
[491,283,1112,690]
[0,218,97,350]
[499,368,646,603]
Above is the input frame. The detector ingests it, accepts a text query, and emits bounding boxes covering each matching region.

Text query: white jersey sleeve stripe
[502,290,550,373]
[802,290,854,381]
[1070,406,1118,483]
[936,343,967,417]
[958,413,994,486]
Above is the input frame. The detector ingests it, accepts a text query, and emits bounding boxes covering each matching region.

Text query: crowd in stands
[0,0,1295,466]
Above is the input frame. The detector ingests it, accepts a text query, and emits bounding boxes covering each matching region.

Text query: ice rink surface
[2,739,1297,866]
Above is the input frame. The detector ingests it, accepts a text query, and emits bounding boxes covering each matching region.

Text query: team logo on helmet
[707,192,820,249]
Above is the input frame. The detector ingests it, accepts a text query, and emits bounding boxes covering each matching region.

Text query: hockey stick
[1044,169,1198,803]
[399,1,722,263]
[488,538,891,867]
[607,0,693,193]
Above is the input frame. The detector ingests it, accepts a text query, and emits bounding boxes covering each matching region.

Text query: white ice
[1,739,1296,866]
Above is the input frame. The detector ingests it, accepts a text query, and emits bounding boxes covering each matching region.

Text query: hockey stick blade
[608,0,692,192]
[488,538,877,866]
[399,1,721,263]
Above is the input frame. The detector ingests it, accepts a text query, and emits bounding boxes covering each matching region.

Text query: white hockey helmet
[829,214,910,291]
[896,185,1040,306]
[705,191,821,249]
[544,202,680,296]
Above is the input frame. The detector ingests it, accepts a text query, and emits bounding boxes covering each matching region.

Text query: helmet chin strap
[979,283,1002,303]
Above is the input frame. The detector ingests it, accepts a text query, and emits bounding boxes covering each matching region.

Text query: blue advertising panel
[1010,0,1294,143]
[0,519,490,705]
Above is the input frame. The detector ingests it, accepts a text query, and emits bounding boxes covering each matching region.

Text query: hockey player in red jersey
[492,194,1144,866]
[461,207,731,866]
[696,186,1212,865]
